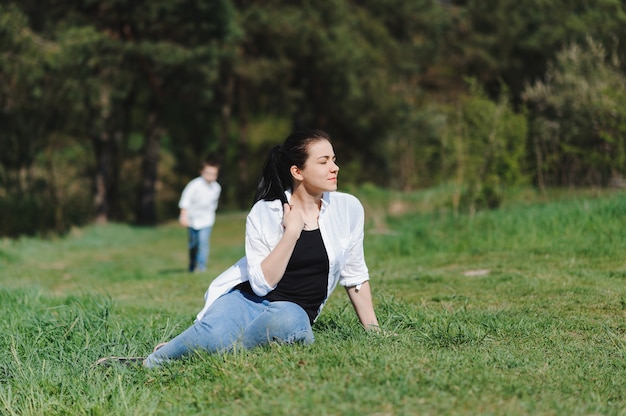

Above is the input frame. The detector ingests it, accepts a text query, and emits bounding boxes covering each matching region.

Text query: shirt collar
[269,189,331,212]
[320,192,330,215]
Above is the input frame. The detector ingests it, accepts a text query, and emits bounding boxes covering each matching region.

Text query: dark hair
[254,129,331,204]
[201,156,220,170]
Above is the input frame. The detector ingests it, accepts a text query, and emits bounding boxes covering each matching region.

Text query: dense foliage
[1,0,626,236]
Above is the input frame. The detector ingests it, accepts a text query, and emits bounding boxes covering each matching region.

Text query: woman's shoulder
[251,197,283,209]
[248,198,283,219]
[327,192,364,219]
[328,191,363,207]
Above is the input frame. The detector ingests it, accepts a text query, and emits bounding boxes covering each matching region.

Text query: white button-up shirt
[195,190,370,322]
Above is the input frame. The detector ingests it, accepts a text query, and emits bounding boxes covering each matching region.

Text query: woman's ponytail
[254,145,289,205]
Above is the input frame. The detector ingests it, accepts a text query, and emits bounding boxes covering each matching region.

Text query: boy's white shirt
[178,177,221,229]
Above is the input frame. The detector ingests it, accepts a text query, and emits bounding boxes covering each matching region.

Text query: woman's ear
[290,165,303,181]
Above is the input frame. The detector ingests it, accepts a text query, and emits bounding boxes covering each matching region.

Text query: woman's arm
[246,202,304,292]
[259,204,302,287]
[345,281,379,330]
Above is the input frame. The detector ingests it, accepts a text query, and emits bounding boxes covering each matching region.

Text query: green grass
[1,190,625,415]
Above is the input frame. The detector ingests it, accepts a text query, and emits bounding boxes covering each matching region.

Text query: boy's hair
[202,156,220,169]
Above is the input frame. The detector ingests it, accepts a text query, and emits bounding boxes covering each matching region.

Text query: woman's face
[298,139,339,193]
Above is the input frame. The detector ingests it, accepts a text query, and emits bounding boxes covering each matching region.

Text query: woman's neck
[290,188,322,215]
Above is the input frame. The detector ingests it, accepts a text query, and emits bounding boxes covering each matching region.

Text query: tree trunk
[218,71,234,159]
[533,134,545,193]
[136,111,163,225]
[92,128,113,225]
[236,77,250,207]
[91,85,125,224]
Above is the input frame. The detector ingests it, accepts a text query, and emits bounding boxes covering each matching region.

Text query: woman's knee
[265,302,314,344]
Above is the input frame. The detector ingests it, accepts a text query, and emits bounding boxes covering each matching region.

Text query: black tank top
[236,229,329,324]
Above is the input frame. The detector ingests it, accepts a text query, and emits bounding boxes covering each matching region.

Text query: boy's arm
[179,208,189,227]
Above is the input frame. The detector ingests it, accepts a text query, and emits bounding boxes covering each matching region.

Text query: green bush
[0,192,92,238]
[523,37,626,187]
[442,79,528,214]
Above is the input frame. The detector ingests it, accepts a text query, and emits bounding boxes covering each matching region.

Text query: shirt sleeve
[338,196,370,287]
[178,180,194,209]
[244,201,279,296]
[215,183,222,208]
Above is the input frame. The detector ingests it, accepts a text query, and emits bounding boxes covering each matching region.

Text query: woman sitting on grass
[98,129,380,368]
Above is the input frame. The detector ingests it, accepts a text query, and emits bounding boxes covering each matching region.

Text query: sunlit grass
[1,188,625,415]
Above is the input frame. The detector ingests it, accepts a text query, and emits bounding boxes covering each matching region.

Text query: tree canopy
[1,0,625,236]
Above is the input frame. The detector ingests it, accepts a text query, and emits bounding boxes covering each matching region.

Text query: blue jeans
[143,289,314,368]
[188,226,212,272]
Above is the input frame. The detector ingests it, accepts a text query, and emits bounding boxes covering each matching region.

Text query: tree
[232,0,451,189]
[523,38,626,188]
[442,79,528,213]
[0,4,81,235]
[9,0,240,225]
[443,0,626,103]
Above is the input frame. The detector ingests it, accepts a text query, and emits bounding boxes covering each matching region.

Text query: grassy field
[1,187,625,415]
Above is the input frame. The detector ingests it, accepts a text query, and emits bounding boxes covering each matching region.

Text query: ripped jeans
[144,289,314,368]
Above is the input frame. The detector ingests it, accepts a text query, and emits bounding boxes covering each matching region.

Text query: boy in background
[178,158,221,272]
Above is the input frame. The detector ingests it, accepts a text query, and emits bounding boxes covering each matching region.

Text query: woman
[99,130,379,368]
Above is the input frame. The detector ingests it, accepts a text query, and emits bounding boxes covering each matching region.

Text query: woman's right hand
[259,203,302,287]
[281,203,305,235]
